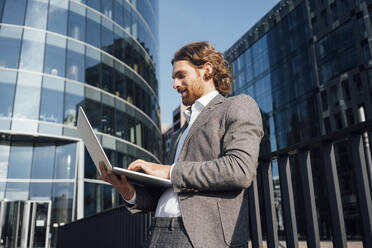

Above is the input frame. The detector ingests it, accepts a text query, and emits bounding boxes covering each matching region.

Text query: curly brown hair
[171,41,233,96]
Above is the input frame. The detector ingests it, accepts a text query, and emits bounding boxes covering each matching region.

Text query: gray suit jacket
[127,94,263,248]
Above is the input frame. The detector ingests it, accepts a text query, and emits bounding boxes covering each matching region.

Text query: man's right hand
[99,161,135,201]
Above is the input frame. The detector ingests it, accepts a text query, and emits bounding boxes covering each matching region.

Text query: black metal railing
[58,120,372,248]
[57,206,151,248]
[251,120,372,248]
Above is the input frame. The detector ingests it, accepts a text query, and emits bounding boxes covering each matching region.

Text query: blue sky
[158,1,280,126]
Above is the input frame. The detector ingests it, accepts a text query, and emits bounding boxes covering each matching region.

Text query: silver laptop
[77,106,171,188]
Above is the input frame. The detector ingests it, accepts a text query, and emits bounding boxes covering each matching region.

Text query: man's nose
[173,79,180,89]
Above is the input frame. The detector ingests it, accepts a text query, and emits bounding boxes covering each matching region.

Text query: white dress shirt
[126,90,219,217]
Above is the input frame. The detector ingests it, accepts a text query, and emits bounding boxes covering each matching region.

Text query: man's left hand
[128,159,171,179]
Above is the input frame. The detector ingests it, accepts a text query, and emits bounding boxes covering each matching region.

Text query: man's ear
[203,62,213,81]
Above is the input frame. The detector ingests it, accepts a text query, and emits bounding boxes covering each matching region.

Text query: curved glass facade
[0,0,159,246]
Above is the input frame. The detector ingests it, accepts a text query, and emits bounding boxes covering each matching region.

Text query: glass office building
[0,0,160,247]
[226,0,372,245]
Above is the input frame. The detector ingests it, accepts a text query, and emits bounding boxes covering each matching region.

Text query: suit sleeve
[122,186,163,213]
[171,95,264,193]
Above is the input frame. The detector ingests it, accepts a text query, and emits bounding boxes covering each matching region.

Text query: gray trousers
[143,217,194,248]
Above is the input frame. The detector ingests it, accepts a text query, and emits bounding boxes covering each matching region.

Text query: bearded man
[99,41,263,248]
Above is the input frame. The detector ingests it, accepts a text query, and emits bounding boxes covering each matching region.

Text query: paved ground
[247,241,363,248]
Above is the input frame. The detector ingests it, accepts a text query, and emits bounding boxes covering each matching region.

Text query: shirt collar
[183,90,218,123]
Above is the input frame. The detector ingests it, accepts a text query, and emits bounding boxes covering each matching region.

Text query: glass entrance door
[0,200,51,248]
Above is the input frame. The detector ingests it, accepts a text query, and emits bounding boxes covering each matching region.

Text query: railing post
[278,155,299,248]
[321,142,347,248]
[248,175,263,248]
[298,150,320,248]
[350,134,372,247]
[261,161,279,248]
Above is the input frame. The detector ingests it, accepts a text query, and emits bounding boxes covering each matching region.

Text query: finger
[120,174,128,184]
[99,161,108,175]
[128,160,146,171]
[128,162,141,171]
[107,170,121,185]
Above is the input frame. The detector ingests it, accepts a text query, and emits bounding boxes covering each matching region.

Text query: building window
[321,90,328,110]
[309,0,316,11]
[330,85,339,106]
[24,0,49,29]
[368,70,372,100]
[324,117,331,133]
[0,70,17,118]
[354,74,363,94]
[312,17,318,34]
[13,73,42,120]
[362,41,371,62]
[354,0,363,6]
[321,10,328,27]
[67,2,86,41]
[1,0,27,25]
[39,77,64,124]
[346,108,354,125]
[341,0,349,14]
[334,112,343,129]
[358,16,366,34]
[43,34,67,77]
[47,0,69,36]
[330,2,338,21]
[341,80,351,101]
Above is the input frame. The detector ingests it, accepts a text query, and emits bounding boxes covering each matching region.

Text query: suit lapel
[178,94,225,160]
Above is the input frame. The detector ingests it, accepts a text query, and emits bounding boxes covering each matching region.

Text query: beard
[180,77,205,106]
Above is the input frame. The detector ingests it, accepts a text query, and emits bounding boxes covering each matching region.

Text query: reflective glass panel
[131,10,138,39]
[84,148,99,179]
[29,182,52,199]
[84,99,102,130]
[123,1,132,33]
[5,182,29,200]
[0,26,23,68]
[102,0,113,18]
[53,143,76,179]
[84,182,101,216]
[86,9,101,48]
[24,0,48,29]
[102,104,115,135]
[43,34,66,77]
[47,0,68,35]
[64,82,84,126]
[113,0,124,26]
[39,77,64,123]
[85,46,101,88]
[51,182,74,224]
[101,55,114,93]
[0,182,4,199]
[0,142,10,178]
[86,0,100,12]
[0,0,4,20]
[66,40,85,82]
[67,2,86,41]
[31,144,55,179]
[103,184,115,210]
[114,63,126,99]
[0,70,17,117]
[7,142,33,178]
[101,17,113,54]
[19,29,45,72]
[1,0,27,25]
[13,72,42,120]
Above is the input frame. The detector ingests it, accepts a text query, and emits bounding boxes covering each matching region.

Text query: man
[99,41,263,248]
